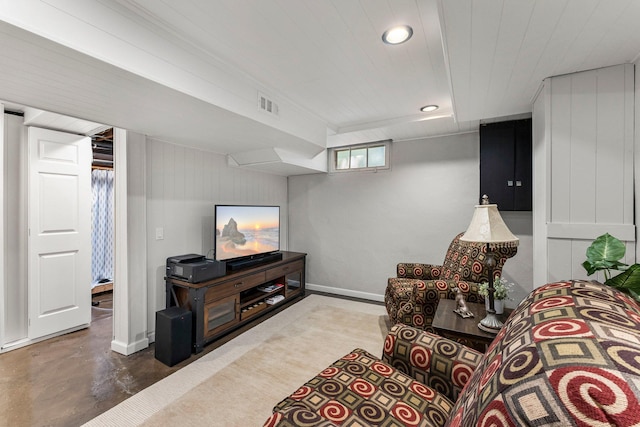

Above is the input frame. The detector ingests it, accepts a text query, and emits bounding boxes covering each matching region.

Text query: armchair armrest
[413,280,484,305]
[396,262,441,280]
[381,324,483,402]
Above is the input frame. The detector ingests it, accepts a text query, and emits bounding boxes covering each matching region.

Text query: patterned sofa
[385,233,517,333]
[264,280,640,426]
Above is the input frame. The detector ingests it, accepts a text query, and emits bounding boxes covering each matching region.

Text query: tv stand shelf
[165,251,306,353]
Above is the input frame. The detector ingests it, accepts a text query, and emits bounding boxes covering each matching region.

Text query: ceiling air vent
[258,91,279,116]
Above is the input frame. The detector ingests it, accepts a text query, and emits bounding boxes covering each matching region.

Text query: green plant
[582,233,640,302]
[478,277,512,300]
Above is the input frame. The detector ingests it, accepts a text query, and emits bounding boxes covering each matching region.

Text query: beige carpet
[84,295,389,426]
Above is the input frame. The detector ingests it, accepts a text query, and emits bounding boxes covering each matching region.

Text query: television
[214,205,281,263]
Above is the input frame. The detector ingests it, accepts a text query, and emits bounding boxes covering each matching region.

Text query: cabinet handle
[516,180,522,187]
[507,180,514,187]
[234,282,242,288]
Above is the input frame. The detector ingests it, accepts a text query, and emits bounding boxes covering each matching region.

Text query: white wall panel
[568,72,597,223]
[534,64,635,286]
[549,74,572,224]
[532,83,550,287]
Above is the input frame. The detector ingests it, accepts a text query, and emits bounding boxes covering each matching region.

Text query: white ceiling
[1,0,640,175]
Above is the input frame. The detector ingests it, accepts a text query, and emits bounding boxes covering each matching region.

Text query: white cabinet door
[28,127,92,339]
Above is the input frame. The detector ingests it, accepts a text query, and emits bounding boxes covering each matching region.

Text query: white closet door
[28,127,92,339]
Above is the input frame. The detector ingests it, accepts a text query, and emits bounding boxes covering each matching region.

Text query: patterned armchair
[264,324,483,427]
[385,233,517,332]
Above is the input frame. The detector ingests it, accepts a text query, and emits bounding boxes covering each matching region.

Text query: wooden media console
[165,251,306,353]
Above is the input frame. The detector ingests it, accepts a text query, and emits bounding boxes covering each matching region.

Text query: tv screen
[214,205,280,262]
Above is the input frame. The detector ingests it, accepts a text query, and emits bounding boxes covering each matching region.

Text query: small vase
[485,298,505,315]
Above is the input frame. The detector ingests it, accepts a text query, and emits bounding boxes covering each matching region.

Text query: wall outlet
[155,227,164,240]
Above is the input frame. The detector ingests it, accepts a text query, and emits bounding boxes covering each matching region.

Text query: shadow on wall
[500,211,533,308]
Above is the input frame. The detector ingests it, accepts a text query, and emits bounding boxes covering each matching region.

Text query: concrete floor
[0,292,309,427]
[0,293,185,427]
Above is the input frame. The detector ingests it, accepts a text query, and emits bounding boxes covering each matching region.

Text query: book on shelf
[265,294,285,305]
[257,283,284,293]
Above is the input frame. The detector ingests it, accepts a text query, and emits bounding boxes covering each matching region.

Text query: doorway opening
[91,128,114,319]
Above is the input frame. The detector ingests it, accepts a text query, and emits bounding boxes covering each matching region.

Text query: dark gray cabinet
[480,119,532,211]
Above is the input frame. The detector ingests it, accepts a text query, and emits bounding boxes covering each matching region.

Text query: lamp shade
[460,196,519,248]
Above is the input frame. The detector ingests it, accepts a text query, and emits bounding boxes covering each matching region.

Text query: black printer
[166,254,226,283]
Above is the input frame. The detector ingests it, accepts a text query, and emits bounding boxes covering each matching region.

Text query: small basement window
[329,140,391,172]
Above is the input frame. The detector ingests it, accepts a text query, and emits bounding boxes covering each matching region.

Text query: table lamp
[460,195,519,333]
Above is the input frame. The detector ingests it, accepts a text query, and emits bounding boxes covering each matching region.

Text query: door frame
[0,104,5,348]
[0,120,136,355]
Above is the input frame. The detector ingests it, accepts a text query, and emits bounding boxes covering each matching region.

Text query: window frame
[328,140,391,173]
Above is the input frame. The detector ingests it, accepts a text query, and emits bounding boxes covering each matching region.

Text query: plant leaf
[585,233,626,264]
[583,233,628,276]
[605,264,640,303]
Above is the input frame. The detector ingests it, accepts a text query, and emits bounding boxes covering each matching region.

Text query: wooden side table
[432,299,512,352]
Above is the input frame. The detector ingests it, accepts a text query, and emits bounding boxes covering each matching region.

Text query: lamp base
[478,312,503,334]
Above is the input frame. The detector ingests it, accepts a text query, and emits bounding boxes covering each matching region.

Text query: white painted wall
[288,132,534,306]
[143,138,288,340]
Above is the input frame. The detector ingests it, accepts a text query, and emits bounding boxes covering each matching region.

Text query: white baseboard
[306,283,384,303]
[111,337,150,355]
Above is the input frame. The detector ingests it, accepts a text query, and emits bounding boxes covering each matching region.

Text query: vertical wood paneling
[550,74,572,223]
[596,66,628,224]
[624,64,635,227]
[184,149,195,202]
[569,72,597,223]
[532,84,549,287]
[145,138,288,326]
[192,150,203,202]
[535,64,635,286]
[547,239,572,283]
[173,145,185,203]
[571,240,590,280]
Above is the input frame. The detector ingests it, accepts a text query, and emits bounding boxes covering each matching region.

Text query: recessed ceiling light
[382,25,413,45]
[420,105,439,113]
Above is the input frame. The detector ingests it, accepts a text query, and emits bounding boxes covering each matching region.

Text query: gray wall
[288,132,533,306]
[2,113,27,344]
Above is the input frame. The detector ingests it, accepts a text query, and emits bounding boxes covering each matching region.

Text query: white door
[28,127,92,339]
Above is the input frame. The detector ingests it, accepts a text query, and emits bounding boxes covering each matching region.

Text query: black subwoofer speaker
[155,306,192,367]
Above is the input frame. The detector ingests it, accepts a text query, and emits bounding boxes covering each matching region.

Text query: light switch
[156,227,164,240]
